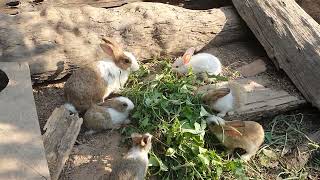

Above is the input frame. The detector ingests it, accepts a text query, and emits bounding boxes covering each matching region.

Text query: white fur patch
[64,103,77,114]
[107,108,130,125]
[126,147,149,164]
[212,92,234,113]
[97,60,129,97]
[124,51,140,71]
[114,96,135,111]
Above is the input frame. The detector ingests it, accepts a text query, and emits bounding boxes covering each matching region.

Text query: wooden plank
[0,62,50,180]
[198,77,307,121]
[232,0,320,110]
[43,106,83,180]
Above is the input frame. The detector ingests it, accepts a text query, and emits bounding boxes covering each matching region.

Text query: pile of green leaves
[122,59,246,179]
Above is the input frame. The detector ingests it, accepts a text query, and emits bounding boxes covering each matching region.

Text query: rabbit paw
[206,115,225,126]
[240,153,253,162]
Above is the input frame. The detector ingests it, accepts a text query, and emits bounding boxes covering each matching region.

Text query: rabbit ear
[224,125,243,137]
[131,133,143,145]
[142,133,152,145]
[182,47,195,64]
[100,37,123,59]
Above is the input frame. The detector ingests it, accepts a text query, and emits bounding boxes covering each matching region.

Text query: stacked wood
[232,0,320,110]
[0,2,249,83]
[43,106,83,180]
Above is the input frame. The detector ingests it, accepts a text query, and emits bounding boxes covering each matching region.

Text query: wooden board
[0,62,50,180]
[232,0,320,110]
[198,76,307,121]
[43,106,83,180]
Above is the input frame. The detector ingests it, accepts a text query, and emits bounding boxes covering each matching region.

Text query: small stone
[236,59,267,77]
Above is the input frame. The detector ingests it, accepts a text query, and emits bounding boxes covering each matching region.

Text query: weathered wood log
[232,0,320,110]
[43,106,83,180]
[197,77,307,121]
[296,0,320,23]
[0,2,249,83]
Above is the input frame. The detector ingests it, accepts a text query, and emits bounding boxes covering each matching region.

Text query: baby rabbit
[83,96,134,132]
[108,133,152,180]
[64,37,139,114]
[172,47,222,76]
[207,115,264,161]
[202,81,246,117]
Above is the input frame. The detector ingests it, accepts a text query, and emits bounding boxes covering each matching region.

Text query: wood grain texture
[198,77,307,121]
[0,2,248,83]
[0,62,50,180]
[43,106,83,180]
[232,0,320,109]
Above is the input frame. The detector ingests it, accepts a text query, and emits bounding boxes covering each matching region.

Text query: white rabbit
[64,37,139,114]
[172,47,222,76]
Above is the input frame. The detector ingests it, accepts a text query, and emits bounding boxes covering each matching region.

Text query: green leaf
[198,154,210,166]
[200,106,210,117]
[141,117,149,128]
[149,154,169,171]
[165,147,176,157]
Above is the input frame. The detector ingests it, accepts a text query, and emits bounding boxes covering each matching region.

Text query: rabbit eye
[175,65,179,68]
[124,58,130,63]
[122,103,128,107]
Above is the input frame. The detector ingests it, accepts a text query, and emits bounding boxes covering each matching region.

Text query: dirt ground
[32,39,319,180]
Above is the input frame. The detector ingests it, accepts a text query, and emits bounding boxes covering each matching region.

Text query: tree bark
[0,2,249,83]
[232,0,320,110]
[43,106,83,180]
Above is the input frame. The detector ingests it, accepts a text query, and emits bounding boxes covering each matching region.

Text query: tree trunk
[232,0,320,110]
[0,2,249,83]
[43,106,83,180]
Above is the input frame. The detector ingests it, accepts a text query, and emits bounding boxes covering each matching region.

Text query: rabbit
[172,47,222,77]
[206,115,264,161]
[64,37,139,114]
[83,96,134,132]
[107,133,153,180]
[202,81,247,117]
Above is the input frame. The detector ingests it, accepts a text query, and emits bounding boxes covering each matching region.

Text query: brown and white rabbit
[206,115,264,161]
[64,37,139,114]
[83,96,134,133]
[202,81,246,117]
[172,47,222,76]
[108,133,152,180]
